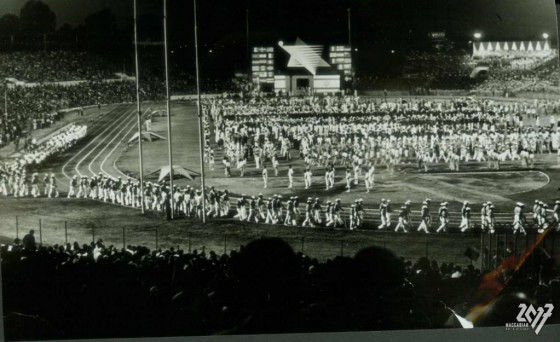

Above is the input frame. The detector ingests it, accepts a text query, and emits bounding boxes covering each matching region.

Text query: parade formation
[2,94,560,236]
[207,96,560,177]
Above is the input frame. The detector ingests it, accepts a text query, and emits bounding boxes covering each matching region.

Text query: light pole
[473,32,482,57]
[543,32,550,51]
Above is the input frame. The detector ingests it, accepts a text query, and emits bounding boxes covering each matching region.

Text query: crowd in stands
[1,235,557,339]
[0,50,117,82]
[354,49,559,95]
[0,49,248,149]
[0,77,242,149]
[472,56,560,94]
[401,51,475,90]
[0,80,161,148]
[469,54,556,71]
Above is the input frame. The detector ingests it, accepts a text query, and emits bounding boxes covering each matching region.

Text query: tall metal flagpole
[347,8,351,47]
[163,0,174,219]
[194,0,207,223]
[4,88,7,124]
[246,9,250,78]
[133,0,145,214]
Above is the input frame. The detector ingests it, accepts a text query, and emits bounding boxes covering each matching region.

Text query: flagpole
[163,0,174,219]
[194,0,207,223]
[347,8,351,47]
[4,88,7,125]
[246,8,250,79]
[133,0,145,214]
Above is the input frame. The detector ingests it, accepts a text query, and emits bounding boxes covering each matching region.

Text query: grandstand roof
[473,40,551,57]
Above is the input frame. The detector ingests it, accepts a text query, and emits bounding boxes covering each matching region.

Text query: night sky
[0,0,556,42]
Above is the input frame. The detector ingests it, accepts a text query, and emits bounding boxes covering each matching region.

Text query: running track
[51,104,141,189]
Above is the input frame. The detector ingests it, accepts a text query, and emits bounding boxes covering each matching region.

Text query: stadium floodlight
[473,32,482,39]
[543,33,549,39]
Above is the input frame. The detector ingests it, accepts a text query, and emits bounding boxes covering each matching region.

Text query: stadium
[0,0,560,341]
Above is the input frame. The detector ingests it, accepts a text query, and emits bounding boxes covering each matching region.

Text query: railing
[4,213,559,270]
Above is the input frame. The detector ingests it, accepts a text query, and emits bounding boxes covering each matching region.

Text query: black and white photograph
[0,0,559,341]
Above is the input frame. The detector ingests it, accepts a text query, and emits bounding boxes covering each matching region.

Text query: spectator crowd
[0,50,117,82]
[0,49,247,149]
[1,235,559,340]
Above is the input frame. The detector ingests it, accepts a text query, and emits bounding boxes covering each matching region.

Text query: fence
[4,214,559,269]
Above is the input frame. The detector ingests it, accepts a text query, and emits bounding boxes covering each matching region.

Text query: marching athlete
[512,202,527,235]
[436,202,449,233]
[288,165,294,188]
[395,205,409,233]
[459,201,471,232]
[262,166,268,188]
[345,168,353,193]
[48,173,59,198]
[68,175,78,198]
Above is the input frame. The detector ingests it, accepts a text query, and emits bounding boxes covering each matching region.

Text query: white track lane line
[105,110,152,179]
[61,105,130,181]
[72,107,135,178]
[56,105,127,190]
[88,110,139,177]
[98,117,139,177]
[106,110,152,177]
[112,157,129,179]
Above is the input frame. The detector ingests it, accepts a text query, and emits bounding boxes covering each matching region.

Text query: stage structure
[251,38,352,94]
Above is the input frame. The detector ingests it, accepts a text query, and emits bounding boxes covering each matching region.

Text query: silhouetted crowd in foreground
[2,235,559,340]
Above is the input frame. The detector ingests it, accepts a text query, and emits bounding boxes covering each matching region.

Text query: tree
[57,23,73,37]
[84,8,118,43]
[0,14,21,38]
[19,0,56,35]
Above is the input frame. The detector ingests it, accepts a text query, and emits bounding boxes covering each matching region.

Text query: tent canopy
[127,131,166,144]
[146,165,200,182]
